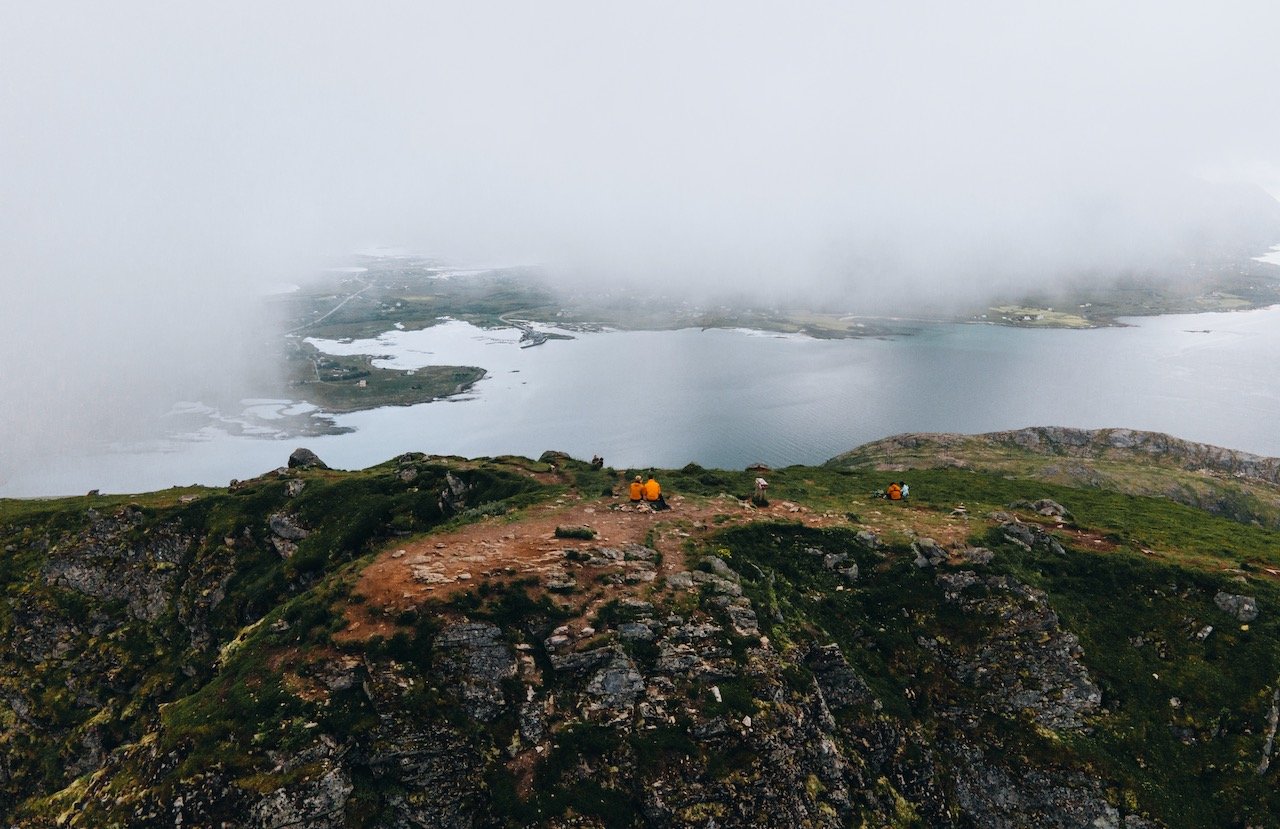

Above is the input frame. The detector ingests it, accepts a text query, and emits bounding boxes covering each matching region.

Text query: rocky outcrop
[41,507,193,623]
[437,472,470,514]
[930,572,1102,730]
[287,447,329,469]
[834,427,1280,484]
[998,518,1066,555]
[950,744,1156,829]
[267,512,310,558]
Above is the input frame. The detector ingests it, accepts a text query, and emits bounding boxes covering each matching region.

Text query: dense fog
[3,2,1280,482]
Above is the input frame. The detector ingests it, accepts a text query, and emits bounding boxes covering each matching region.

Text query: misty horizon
[5,2,1280,482]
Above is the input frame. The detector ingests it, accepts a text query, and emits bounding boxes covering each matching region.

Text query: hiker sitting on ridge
[644,475,670,511]
[886,482,903,501]
[629,476,644,502]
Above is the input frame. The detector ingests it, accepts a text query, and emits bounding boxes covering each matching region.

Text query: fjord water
[5,306,1280,496]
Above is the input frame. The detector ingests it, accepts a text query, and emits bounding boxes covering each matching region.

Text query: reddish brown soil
[339,491,843,641]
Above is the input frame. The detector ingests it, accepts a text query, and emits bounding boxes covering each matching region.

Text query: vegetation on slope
[3,440,1280,826]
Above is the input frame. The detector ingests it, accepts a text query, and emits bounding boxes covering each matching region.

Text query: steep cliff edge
[4,439,1280,827]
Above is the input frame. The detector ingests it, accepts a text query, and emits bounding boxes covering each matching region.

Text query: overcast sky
[3,2,1280,476]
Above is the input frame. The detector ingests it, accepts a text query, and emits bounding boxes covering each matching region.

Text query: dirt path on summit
[343,490,842,640]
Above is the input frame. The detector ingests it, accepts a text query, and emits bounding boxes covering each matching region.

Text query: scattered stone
[691,570,743,596]
[1257,685,1280,775]
[1194,625,1213,642]
[1215,591,1258,622]
[913,537,948,568]
[959,547,995,565]
[1000,521,1036,549]
[268,513,310,541]
[549,647,611,674]
[822,552,849,570]
[622,544,657,561]
[719,602,760,636]
[544,571,577,591]
[620,598,655,614]
[655,642,705,675]
[586,653,645,711]
[937,570,982,600]
[619,622,656,642]
[410,566,452,585]
[1000,520,1066,555]
[397,467,419,483]
[665,571,695,590]
[271,538,298,559]
[283,479,306,498]
[1010,498,1073,519]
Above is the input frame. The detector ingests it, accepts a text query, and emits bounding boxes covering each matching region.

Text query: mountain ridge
[3,434,1280,827]
[828,426,1280,529]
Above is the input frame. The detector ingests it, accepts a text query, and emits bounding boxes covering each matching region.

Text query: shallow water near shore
[6,306,1280,496]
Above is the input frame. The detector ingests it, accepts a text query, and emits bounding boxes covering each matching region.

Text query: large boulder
[287,447,328,469]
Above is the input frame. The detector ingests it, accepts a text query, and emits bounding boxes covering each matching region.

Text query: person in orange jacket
[643,475,662,502]
[886,482,902,501]
[629,476,644,502]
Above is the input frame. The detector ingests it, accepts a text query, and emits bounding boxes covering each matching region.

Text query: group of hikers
[613,464,907,510]
[628,474,669,510]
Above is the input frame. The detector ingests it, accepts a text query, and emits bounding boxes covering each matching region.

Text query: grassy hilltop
[3,432,1280,827]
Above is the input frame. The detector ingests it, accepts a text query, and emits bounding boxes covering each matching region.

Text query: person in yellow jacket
[629,476,644,502]
[643,476,661,502]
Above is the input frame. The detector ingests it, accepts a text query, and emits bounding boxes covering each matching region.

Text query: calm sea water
[6,306,1280,496]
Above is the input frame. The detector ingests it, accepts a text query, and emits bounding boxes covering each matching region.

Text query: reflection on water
[6,307,1280,496]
